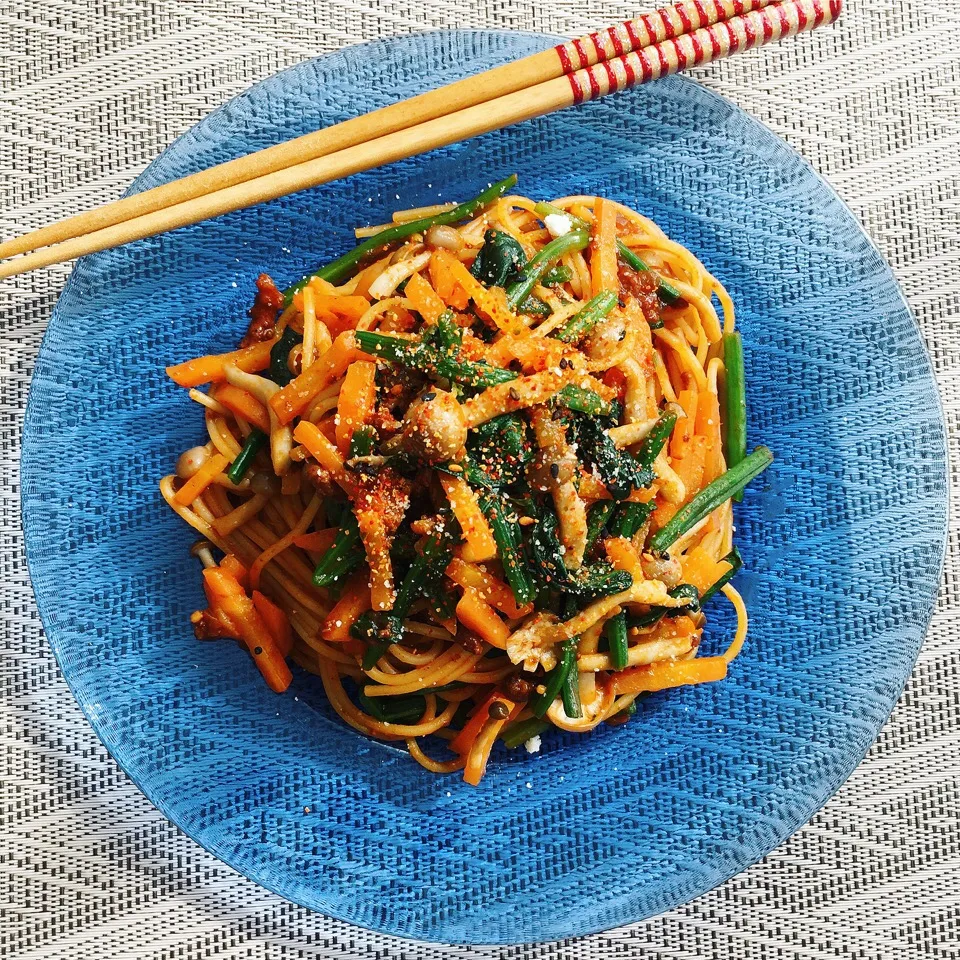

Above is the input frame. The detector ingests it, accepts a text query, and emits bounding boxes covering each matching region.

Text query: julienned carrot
[446,556,532,619]
[485,333,565,374]
[611,656,727,696]
[449,690,514,756]
[462,699,524,785]
[202,568,292,693]
[213,383,271,432]
[428,250,469,309]
[335,360,377,454]
[293,285,370,322]
[680,545,734,595]
[166,339,274,388]
[432,249,525,335]
[292,528,339,553]
[321,571,372,641]
[671,387,698,459]
[293,420,345,478]
[270,331,368,425]
[356,508,395,611]
[174,453,229,505]
[404,271,446,324]
[651,493,678,530]
[696,388,724,483]
[456,587,510,649]
[603,535,645,581]
[252,590,293,656]
[591,198,618,297]
[220,553,250,590]
[673,434,707,505]
[439,474,497,563]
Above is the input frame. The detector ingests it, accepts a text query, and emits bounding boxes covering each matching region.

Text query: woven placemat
[1,2,958,957]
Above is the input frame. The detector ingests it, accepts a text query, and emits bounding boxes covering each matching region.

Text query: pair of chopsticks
[0,0,842,280]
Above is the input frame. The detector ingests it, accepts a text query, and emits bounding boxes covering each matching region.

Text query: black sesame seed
[550,463,560,479]
[254,646,263,655]
[508,387,521,402]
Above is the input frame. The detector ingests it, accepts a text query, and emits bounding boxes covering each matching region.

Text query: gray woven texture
[1,1,957,956]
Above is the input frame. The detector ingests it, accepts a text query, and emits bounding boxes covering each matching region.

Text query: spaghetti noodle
[161,174,771,785]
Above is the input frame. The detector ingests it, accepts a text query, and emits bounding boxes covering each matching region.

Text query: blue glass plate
[21,30,947,944]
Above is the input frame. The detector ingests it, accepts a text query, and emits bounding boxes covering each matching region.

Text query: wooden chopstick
[0,0,841,280]
[0,1,775,263]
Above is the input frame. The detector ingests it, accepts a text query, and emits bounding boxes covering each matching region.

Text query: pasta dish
[161,175,772,784]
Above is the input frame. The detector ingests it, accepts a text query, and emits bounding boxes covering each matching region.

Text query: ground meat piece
[349,467,412,538]
[191,610,231,641]
[303,462,337,497]
[241,273,285,346]
[618,263,662,327]
[368,403,403,437]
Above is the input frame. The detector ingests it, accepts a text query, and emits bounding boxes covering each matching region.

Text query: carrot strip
[696,389,724,483]
[252,590,293,656]
[485,334,565,373]
[610,656,727,696]
[321,571,372,642]
[292,529,339,553]
[166,339,274,388]
[604,536,645,581]
[591,198,618,297]
[651,497,678,530]
[292,420,345,479]
[220,554,249,590]
[293,285,370,324]
[404,271,446,324]
[670,387,698,459]
[680,545,733,594]
[212,383,271,432]
[449,690,514,756]
[456,588,509,649]
[432,249,523,335]
[356,509,395,611]
[270,332,368,425]
[439,474,497,563]
[462,699,524,785]
[673,435,707,504]
[446,557,532,619]
[174,454,228,505]
[428,250,469,309]
[202,568,292,693]
[315,294,373,337]
[335,360,377,455]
